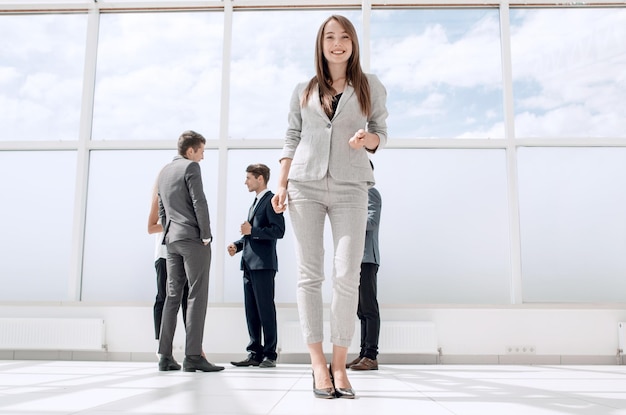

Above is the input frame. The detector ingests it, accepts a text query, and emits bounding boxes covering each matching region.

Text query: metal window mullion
[361,0,371,72]
[212,0,235,302]
[499,1,523,305]
[69,3,99,301]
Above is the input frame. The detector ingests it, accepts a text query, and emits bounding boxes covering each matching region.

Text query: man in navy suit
[228,164,285,368]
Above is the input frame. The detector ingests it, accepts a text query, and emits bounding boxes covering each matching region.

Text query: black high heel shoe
[312,370,335,399]
[329,364,356,399]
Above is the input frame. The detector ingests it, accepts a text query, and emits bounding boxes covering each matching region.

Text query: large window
[0,13,87,141]
[92,11,224,141]
[1,2,625,306]
[371,8,504,139]
[228,9,361,139]
[510,8,626,138]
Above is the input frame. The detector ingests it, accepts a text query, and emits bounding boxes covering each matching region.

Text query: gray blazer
[280,73,388,185]
[158,155,212,244]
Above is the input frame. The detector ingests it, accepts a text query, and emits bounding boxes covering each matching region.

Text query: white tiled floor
[0,360,625,415]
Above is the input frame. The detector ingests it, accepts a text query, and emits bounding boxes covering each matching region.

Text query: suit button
[327,123,332,128]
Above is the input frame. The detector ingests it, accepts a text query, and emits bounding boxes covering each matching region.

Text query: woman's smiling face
[322,18,353,65]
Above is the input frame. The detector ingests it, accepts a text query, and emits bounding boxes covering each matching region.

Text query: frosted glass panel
[81,149,219,301]
[0,151,76,301]
[223,149,512,305]
[223,150,302,303]
[374,149,511,304]
[518,147,626,302]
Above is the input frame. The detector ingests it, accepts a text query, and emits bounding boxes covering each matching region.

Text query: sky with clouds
[0,6,624,141]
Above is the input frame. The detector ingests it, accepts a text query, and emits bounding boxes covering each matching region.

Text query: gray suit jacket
[158,155,212,244]
[280,73,388,185]
[363,187,381,265]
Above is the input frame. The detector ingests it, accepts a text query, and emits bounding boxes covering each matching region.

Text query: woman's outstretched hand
[272,188,288,213]
[348,128,367,149]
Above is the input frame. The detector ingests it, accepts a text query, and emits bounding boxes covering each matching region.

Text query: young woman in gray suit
[272,14,388,399]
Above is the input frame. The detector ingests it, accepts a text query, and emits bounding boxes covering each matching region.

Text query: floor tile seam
[564,394,626,410]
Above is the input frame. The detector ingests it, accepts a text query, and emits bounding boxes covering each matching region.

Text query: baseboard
[0,351,623,365]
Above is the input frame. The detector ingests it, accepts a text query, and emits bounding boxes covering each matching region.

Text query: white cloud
[0,66,19,86]
[510,9,626,137]
[375,15,502,91]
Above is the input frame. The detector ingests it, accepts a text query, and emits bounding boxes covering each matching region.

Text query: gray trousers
[158,239,211,356]
[288,175,368,347]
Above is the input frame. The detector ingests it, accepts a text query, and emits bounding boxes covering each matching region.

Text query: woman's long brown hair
[301,15,371,118]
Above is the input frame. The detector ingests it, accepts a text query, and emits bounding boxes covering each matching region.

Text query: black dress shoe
[158,355,181,371]
[183,355,225,372]
[230,356,261,367]
[312,371,335,399]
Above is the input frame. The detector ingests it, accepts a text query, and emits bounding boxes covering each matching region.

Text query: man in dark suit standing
[228,163,285,368]
[347,161,382,371]
[157,130,223,373]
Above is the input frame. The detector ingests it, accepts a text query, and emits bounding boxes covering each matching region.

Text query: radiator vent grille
[0,318,106,351]
[279,321,437,354]
[379,321,438,354]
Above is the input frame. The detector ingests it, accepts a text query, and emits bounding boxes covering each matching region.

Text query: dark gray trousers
[158,239,211,356]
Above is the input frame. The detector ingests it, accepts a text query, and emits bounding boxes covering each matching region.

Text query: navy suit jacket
[233,191,285,271]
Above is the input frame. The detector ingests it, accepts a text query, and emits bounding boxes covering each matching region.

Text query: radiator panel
[378,321,438,354]
[279,321,437,354]
[0,318,105,351]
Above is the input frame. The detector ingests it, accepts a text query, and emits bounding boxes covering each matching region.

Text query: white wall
[2,304,625,365]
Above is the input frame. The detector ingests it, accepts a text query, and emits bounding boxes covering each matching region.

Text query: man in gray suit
[157,130,223,372]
